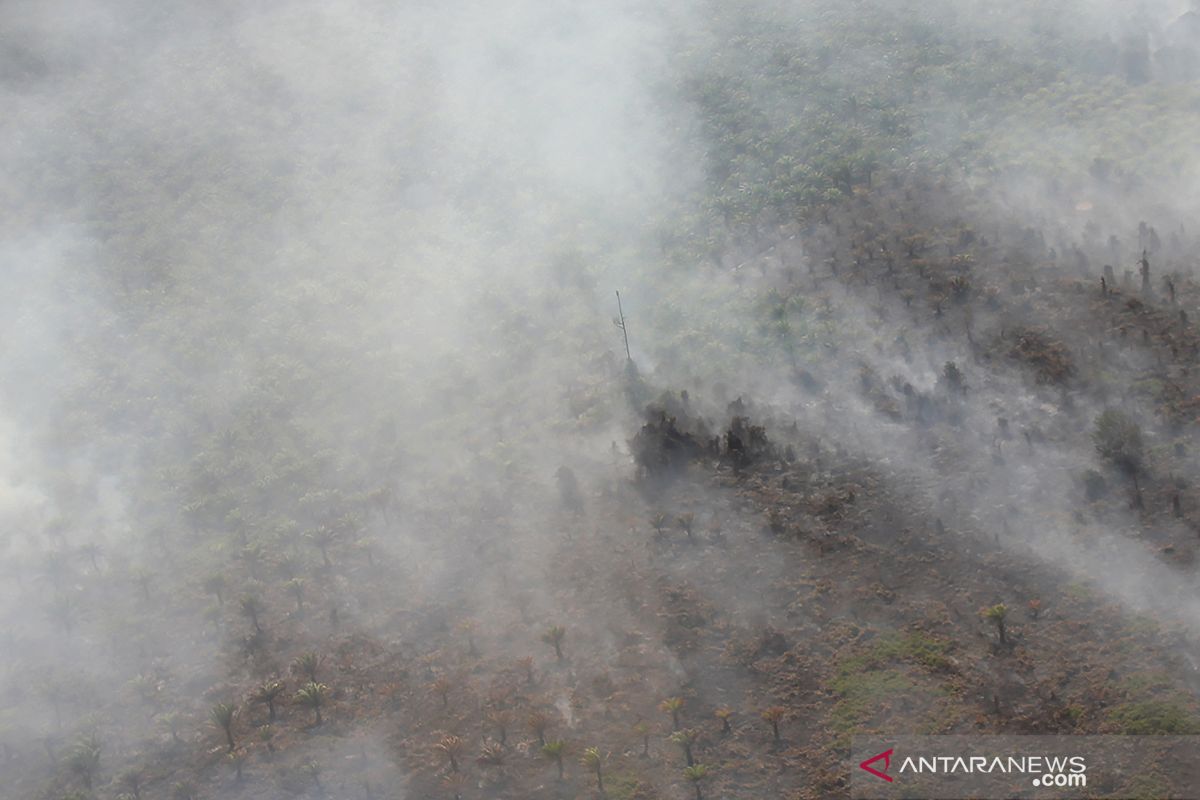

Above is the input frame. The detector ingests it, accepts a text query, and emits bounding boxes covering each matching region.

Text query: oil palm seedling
[436,734,464,772]
[527,710,551,746]
[541,625,566,662]
[714,707,733,734]
[670,728,699,766]
[210,702,236,751]
[683,764,710,800]
[238,594,264,635]
[254,679,286,721]
[660,696,684,730]
[982,603,1008,644]
[542,739,566,779]
[295,681,328,725]
[580,746,606,794]
[292,651,322,682]
[650,512,668,539]
[761,706,786,744]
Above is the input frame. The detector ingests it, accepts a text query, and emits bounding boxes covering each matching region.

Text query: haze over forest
[5,1,1200,798]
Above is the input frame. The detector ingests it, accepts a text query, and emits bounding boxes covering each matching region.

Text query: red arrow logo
[859,748,894,782]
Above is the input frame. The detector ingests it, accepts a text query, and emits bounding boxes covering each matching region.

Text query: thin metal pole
[615,291,631,360]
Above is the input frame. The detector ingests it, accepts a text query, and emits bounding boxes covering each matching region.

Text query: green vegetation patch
[1105,673,1200,734]
[1105,700,1200,735]
[828,632,955,737]
[836,631,953,676]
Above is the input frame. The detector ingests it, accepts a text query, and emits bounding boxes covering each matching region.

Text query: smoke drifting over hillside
[5,1,1200,799]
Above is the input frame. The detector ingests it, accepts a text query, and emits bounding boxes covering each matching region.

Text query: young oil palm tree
[457,619,479,656]
[485,708,512,746]
[227,749,245,783]
[67,733,101,790]
[355,536,378,567]
[476,740,506,768]
[429,675,453,708]
[634,721,650,757]
[79,542,103,574]
[436,734,464,772]
[253,679,286,722]
[981,603,1008,644]
[210,703,236,751]
[202,574,226,607]
[580,746,606,794]
[301,760,323,793]
[285,578,305,615]
[49,592,75,634]
[670,728,699,766]
[541,739,566,780]
[714,707,734,734]
[117,767,144,799]
[238,594,264,635]
[306,527,335,569]
[292,651,322,682]
[240,543,264,580]
[760,706,785,744]
[294,682,327,725]
[541,625,566,662]
[160,710,184,744]
[441,772,467,800]
[659,696,684,731]
[683,764,710,800]
[516,656,535,685]
[676,512,696,543]
[131,567,154,603]
[39,552,72,592]
[527,710,551,747]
